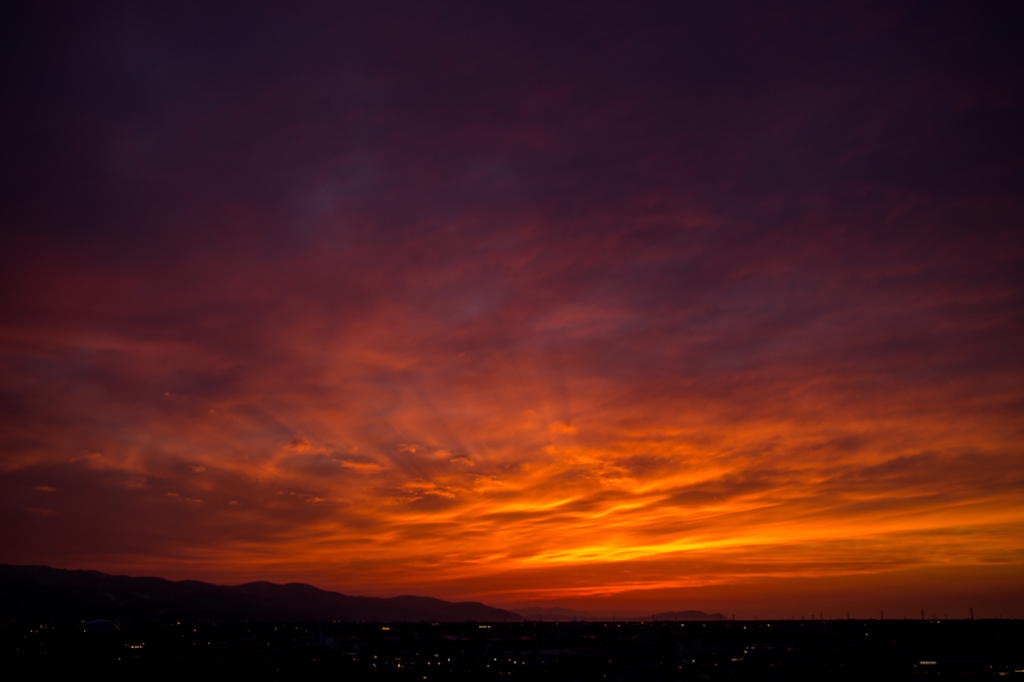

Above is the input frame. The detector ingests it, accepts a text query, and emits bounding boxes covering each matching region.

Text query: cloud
[400,480,458,500]
[0,0,1020,613]
[550,420,577,436]
[339,459,385,474]
[26,508,60,517]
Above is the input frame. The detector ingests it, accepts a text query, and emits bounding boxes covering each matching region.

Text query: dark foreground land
[5,618,1023,680]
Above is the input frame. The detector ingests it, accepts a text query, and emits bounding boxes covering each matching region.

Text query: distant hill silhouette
[651,610,726,621]
[0,565,522,623]
[513,606,596,621]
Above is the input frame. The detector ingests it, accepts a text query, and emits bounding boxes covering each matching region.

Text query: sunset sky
[2,1,1022,619]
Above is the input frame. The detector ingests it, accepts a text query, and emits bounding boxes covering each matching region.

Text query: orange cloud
[340,459,386,474]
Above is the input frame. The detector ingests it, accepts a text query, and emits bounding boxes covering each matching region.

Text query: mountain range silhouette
[0,564,521,623]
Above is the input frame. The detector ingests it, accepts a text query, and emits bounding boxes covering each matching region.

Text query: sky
[1,1,1022,619]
